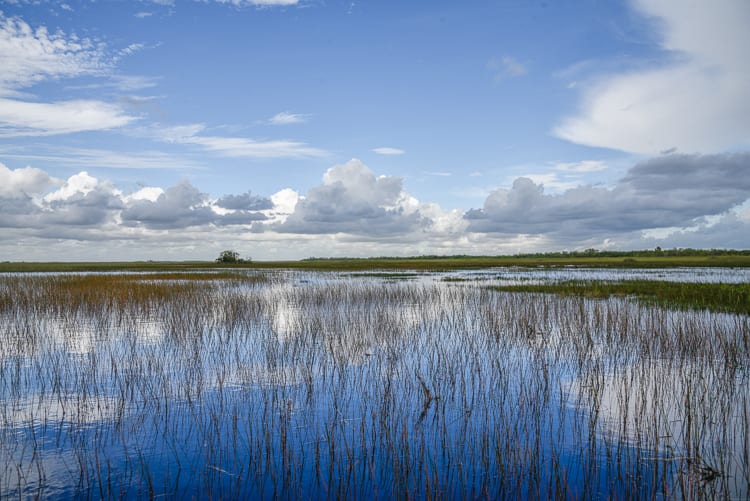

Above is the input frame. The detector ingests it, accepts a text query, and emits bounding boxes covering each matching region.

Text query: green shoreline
[2,252,750,272]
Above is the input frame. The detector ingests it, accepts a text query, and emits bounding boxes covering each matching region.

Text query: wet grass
[491,280,750,315]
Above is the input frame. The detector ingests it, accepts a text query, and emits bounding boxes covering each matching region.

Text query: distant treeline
[514,248,750,258]
[302,248,750,261]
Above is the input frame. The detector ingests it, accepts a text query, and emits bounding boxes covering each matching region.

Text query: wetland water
[1,268,748,498]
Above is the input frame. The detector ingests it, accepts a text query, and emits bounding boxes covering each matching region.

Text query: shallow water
[1,270,748,498]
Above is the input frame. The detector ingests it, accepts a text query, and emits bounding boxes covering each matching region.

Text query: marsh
[1,268,748,499]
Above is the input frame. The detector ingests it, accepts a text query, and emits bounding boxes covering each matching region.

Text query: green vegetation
[3,249,750,272]
[492,279,750,315]
[215,249,251,264]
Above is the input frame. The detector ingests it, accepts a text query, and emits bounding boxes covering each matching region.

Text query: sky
[0,0,748,261]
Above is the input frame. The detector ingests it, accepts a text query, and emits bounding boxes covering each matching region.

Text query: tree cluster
[215,250,251,264]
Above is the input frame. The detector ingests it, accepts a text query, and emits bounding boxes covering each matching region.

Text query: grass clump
[491,279,750,315]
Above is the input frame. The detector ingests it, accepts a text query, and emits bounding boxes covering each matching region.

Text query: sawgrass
[491,279,750,315]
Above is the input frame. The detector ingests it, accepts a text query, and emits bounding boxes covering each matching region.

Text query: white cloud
[125,186,164,203]
[270,188,299,214]
[0,145,201,170]
[520,173,580,192]
[267,111,308,125]
[258,188,299,225]
[154,123,327,158]
[372,147,405,155]
[272,159,466,242]
[0,14,137,136]
[553,160,608,173]
[183,135,326,158]
[2,155,747,260]
[0,13,109,95]
[554,0,750,154]
[44,171,100,203]
[0,168,270,232]
[276,159,429,236]
[118,43,148,57]
[467,153,750,240]
[0,98,135,136]
[215,191,272,210]
[67,75,160,92]
[153,123,207,141]
[486,55,527,81]
[212,0,300,6]
[0,162,59,198]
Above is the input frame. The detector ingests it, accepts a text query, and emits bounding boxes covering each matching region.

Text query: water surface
[1,269,747,498]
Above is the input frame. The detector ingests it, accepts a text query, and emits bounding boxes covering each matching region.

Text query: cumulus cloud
[0,170,123,230]
[121,181,267,229]
[215,191,273,211]
[614,208,750,250]
[125,186,164,203]
[276,159,429,236]
[2,156,747,260]
[0,162,59,198]
[466,153,750,239]
[554,0,750,154]
[44,171,100,203]
[0,167,271,233]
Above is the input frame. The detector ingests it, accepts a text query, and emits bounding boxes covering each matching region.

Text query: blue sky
[1,0,748,260]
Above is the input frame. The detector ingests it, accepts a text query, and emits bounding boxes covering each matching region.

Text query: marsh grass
[491,279,750,315]
[3,252,750,273]
[0,271,748,498]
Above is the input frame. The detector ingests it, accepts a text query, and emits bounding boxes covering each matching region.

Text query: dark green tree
[216,250,241,263]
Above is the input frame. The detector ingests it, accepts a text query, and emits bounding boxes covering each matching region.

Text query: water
[1,270,748,499]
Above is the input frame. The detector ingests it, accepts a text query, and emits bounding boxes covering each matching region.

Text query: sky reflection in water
[1,269,748,499]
